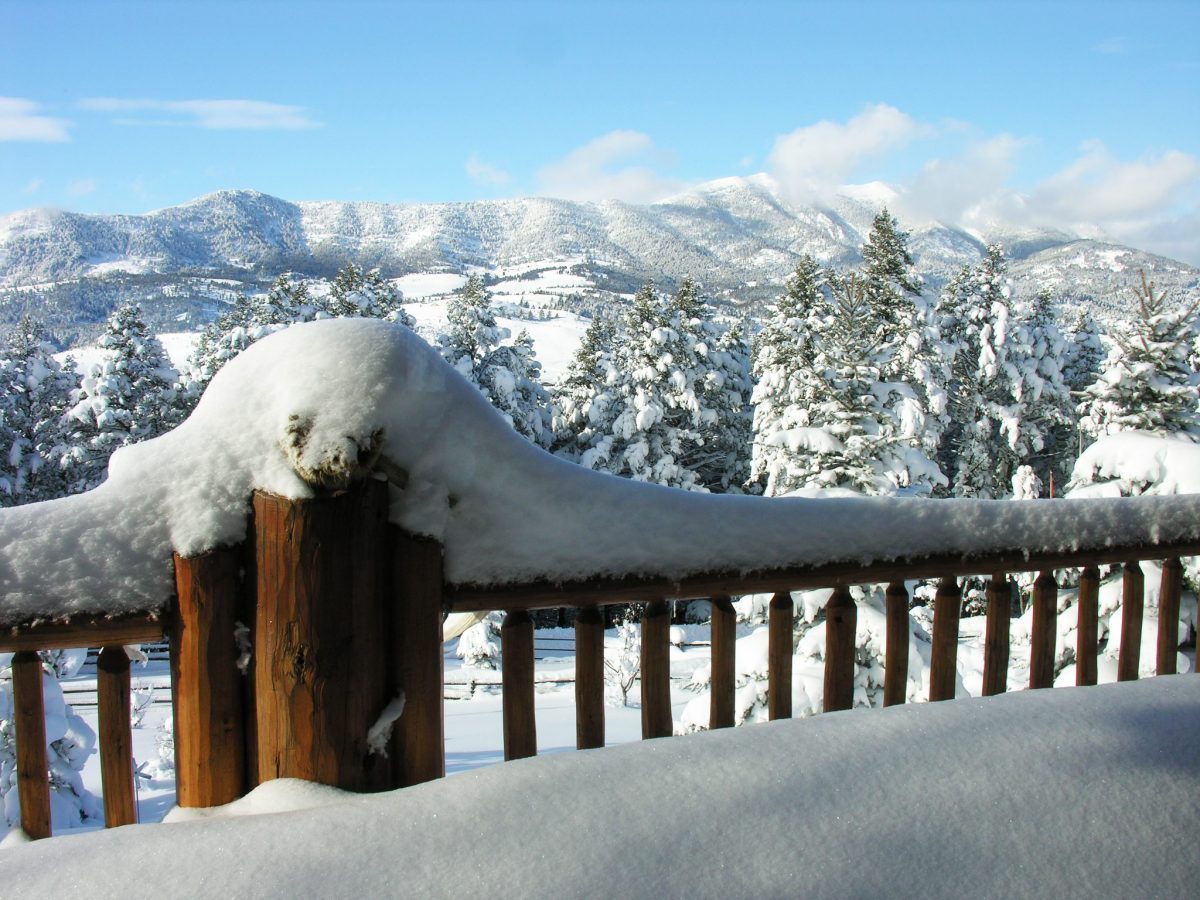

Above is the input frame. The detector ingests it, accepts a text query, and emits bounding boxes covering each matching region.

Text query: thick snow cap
[1,319,1198,625]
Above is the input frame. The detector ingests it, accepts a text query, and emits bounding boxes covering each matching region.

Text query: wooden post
[928,576,961,701]
[170,546,247,807]
[640,599,672,738]
[709,595,736,729]
[1029,571,1058,689]
[823,586,856,712]
[768,591,793,720]
[501,609,537,760]
[392,527,446,785]
[11,651,51,840]
[251,479,392,791]
[97,646,137,827]
[574,606,605,749]
[1118,561,1145,682]
[883,581,909,707]
[982,572,1010,696]
[1076,565,1100,687]
[1156,558,1183,676]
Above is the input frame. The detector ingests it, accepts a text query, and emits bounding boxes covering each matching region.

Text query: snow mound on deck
[1,319,1198,624]
[4,678,1198,897]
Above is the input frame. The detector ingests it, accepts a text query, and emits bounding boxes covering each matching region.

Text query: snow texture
[2,677,1197,897]
[0,319,1197,626]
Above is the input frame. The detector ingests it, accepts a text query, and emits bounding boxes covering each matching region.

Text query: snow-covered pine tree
[1078,272,1200,441]
[781,272,929,494]
[748,256,826,495]
[61,301,186,493]
[567,280,750,492]
[859,209,948,464]
[0,318,77,505]
[440,274,553,447]
[938,246,1066,497]
[552,311,617,459]
[321,264,414,327]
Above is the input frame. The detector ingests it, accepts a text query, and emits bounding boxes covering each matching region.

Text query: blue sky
[2,0,1198,261]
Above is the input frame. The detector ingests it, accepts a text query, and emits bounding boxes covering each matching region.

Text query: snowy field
[5,674,1197,898]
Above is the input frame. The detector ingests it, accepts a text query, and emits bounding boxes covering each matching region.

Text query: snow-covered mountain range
[1,176,1196,343]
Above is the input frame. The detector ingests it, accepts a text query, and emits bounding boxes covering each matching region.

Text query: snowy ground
[5,675,1198,898]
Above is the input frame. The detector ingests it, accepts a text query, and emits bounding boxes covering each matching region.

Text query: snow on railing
[2,319,1198,838]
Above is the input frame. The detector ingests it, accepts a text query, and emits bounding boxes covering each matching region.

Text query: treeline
[2,215,1198,511]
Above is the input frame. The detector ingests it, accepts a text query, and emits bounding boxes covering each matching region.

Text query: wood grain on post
[928,577,961,701]
[97,646,137,827]
[768,591,793,720]
[982,573,1010,696]
[640,599,673,738]
[1156,557,1183,676]
[170,547,247,807]
[1075,565,1100,687]
[252,479,392,791]
[392,527,446,786]
[1118,561,1145,682]
[574,606,605,750]
[501,609,537,760]
[12,651,51,839]
[823,586,856,712]
[710,595,736,729]
[883,581,909,707]
[1029,571,1058,689]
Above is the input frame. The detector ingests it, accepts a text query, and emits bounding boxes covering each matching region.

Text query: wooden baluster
[97,646,137,827]
[1118,561,1144,682]
[883,581,909,707]
[574,606,605,749]
[501,609,536,760]
[171,547,247,807]
[1156,558,1183,676]
[823,586,856,712]
[392,528,446,786]
[11,651,51,839]
[1029,571,1058,689]
[928,576,961,701]
[1075,565,1100,687]
[768,591,793,720]
[982,572,1010,696]
[640,599,672,738]
[709,595,736,729]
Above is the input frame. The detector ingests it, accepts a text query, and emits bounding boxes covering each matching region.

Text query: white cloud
[768,104,927,200]
[897,134,1028,226]
[68,178,97,197]
[22,177,43,195]
[79,98,320,130]
[0,98,70,142]
[465,154,512,187]
[535,131,685,203]
[1094,36,1128,55]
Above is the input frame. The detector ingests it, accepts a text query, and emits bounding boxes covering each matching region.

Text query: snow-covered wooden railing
[1,320,1198,840]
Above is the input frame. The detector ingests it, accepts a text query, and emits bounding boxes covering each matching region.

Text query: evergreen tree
[1078,272,1200,440]
[321,264,414,326]
[552,311,617,457]
[441,274,553,447]
[0,318,77,504]
[748,256,826,495]
[61,301,185,493]
[937,248,1070,497]
[563,281,751,492]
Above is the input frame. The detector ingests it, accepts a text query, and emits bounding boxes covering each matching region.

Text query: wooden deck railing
[1,476,1196,840]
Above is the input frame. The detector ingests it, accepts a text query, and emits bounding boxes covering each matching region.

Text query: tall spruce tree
[61,301,185,493]
[1078,272,1200,440]
[0,318,77,504]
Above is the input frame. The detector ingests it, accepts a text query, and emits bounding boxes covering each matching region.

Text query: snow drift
[0,319,1198,625]
[3,677,1197,897]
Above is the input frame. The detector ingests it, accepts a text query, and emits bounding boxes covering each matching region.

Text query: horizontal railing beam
[0,612,166,652]
[445,539,1200,613]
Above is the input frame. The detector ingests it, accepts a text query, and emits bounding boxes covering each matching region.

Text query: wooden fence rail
[1,480,1196,840]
